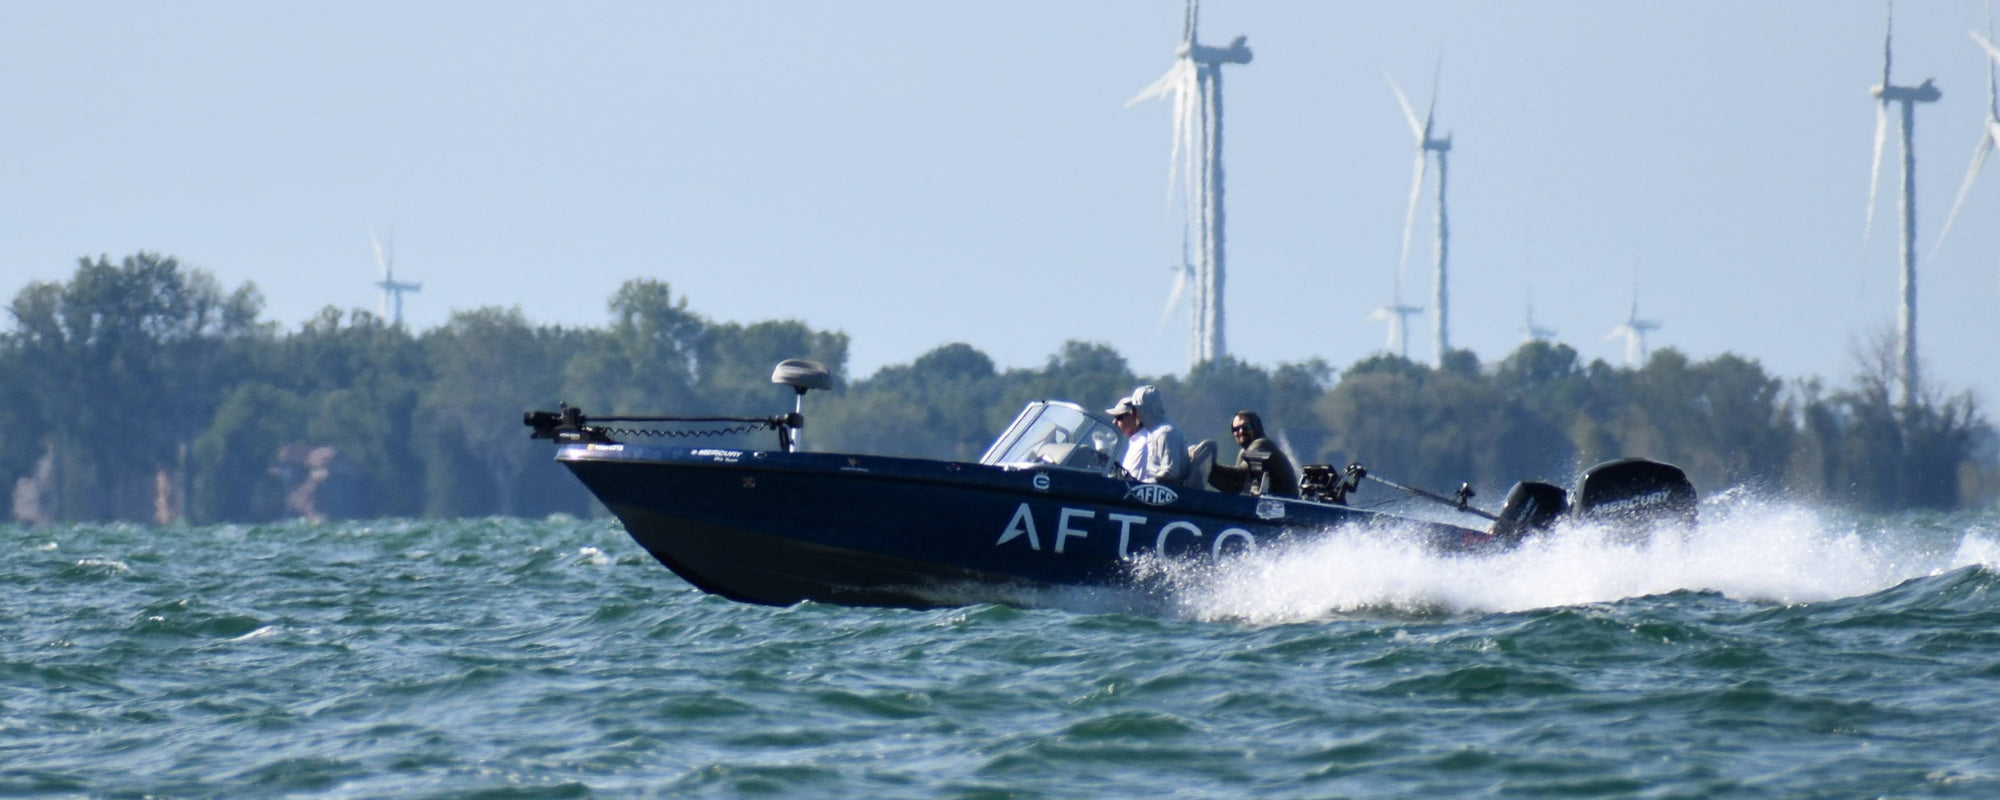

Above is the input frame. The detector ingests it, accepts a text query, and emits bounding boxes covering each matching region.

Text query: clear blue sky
[5,2,1997,408]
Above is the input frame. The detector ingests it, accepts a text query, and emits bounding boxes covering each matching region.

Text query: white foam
[576,546,610,566]
[230,625,282,642]
[1156,500,1990,625]
[1951,533,2000,569]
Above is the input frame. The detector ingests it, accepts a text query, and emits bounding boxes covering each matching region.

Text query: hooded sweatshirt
[1119,385,1189,484]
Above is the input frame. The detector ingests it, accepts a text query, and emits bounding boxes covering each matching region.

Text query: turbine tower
[1130,0,1251,370]
[1387,64,1453,368]
[1865,4,1941,409]
[1933,14,2000,259]
[1607,287,1661,368]
[371,230,422,327]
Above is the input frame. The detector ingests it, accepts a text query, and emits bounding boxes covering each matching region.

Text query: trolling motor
[770,359,831,452]
[523,404,614,444]
[526,359,831,453]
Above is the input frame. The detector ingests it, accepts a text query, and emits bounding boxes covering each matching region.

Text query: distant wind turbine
[1606,286,1661,368]
[371,230,422,327]
[1387,63,1454,368]
[1865,3,1941,409]
[1130,0,1251,370]
[1369,268,1423,360]
[1933,12,2000,260]
[1521,291,1556,344]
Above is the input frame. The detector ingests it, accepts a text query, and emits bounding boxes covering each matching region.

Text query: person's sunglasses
[1230,424,1251,433]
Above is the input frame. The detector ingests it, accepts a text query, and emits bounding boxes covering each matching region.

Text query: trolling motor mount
[524,404,612,444]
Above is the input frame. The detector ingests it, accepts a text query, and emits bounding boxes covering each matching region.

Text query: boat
[526,359,1697,609]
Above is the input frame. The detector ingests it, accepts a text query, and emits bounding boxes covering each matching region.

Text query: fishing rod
[1341,464,1504,526]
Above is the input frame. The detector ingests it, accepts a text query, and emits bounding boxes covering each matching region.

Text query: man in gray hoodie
[1106,384,1189,485]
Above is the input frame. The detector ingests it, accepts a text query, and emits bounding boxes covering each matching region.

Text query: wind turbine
[1387,64,1453,368]
[1977,25,2000,387]
[1606,286,1661,368]
[1865,4,1941,409]
[1933,11,2000,260]
[1369,269,1423,360]
[1521,290,1556,344]
[1130,0,1251,370]
[371,230,422,327]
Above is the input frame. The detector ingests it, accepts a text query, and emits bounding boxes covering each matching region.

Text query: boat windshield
[979,401,1127,471]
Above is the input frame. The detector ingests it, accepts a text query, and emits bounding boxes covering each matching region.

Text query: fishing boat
[526,360,1696,609]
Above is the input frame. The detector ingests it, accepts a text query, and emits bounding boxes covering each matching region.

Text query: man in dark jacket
[1206,410,1300,498]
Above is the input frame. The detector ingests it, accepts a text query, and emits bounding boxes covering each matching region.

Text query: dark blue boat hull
[558,442,1493,608]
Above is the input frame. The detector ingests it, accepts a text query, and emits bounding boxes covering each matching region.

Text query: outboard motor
[1492,480,1567,538]
[1569,458,1697,529]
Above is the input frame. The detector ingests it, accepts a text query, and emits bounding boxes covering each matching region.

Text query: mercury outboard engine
[1569,458,1698,528]
[1493,480,1567,539]
[1488,458,1696,539]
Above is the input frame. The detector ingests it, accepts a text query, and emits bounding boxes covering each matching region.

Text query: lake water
[6,502,1999,798]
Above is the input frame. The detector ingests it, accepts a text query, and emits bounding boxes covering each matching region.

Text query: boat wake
[1133,498,2000,625]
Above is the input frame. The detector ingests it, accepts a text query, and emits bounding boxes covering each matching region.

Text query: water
[5,503,1999,799]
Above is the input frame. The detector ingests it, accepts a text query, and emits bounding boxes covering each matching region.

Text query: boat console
[978,401,1128,473]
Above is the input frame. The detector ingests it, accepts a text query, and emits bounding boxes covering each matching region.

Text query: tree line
[3,253,1992,524]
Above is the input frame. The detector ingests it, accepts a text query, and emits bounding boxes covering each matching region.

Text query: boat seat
[1184,439,1216,491]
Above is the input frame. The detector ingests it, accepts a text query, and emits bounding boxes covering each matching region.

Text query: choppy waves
[5,511,1999,798]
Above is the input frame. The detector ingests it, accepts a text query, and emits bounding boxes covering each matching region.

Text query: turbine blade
[1985,23,1999,117]
[1975,30,2000,66]
[1129,60,1198,210]
[370,230,390,279]
[1126,62,1184,107]
[1929,132,1994,260]
[1182,0,1198,47]
[1866,101,1888,240]
[1398,151,1428,275]
[1423,58,1441,138]
[1883,5,1895,88]
[1160,263,1190,327]
[1384,71,1423,140]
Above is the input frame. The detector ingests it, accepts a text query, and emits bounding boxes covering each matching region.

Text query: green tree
[561,279,707,416]
[6,254,262,521]
[261,307,431,518]
[418,307,573,517]
[1318,353,1569,496]
[999,341,1136,418]
[189,383,311,521]
[697,319,850,415]
[1161,357,1273,460]
[820,342,996,459]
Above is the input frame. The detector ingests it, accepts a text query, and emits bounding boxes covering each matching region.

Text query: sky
[4,2,1998,409]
